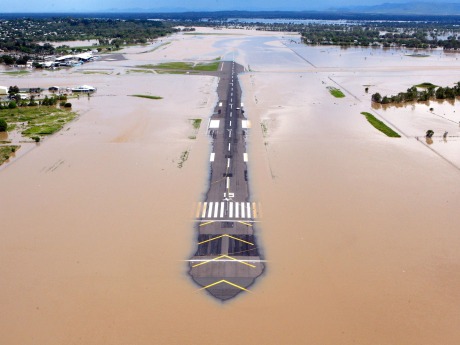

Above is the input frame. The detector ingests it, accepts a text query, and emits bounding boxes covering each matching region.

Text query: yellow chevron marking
[192,255,256,268]
[198,234,254,245]
[198,279,251,292]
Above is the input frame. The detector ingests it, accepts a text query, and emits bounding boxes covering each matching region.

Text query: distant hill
[334,2,460,15]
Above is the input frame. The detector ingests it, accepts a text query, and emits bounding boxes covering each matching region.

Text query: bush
[64,103,72,108]
[32,136,40,142]
[8,101,17,109]
[0,119,7,132]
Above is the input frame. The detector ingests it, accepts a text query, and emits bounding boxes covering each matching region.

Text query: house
[49,86,60,92]
[0,86,8,95]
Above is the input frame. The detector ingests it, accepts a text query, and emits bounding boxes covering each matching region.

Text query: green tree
[1,55,15,65]
[0,119,7,132]
[372,92,382,103]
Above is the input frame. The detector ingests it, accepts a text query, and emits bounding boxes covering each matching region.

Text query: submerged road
[188,61,265,301]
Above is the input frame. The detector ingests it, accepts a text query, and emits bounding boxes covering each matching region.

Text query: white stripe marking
[229,202,233,218]
[229,120,232,127]
[247,202,251,218]
[228,143,231,151]
[241,203,246,218]
[243,153,248,162]
[220,202,225,218]
[220,62,224,71]
[214,202,219,218]
[210,153,215,162]
[235,202,239,218]
[201,202,207,218]
[219,102,222,107]
[227,158,230,168]
[207,202,213,218]
[226,177,230,189]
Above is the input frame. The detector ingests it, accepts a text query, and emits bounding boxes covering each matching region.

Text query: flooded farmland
[1,28,460,344]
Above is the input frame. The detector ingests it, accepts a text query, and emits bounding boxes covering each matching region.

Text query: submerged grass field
[361,112,401,138]
[0,107,77,139]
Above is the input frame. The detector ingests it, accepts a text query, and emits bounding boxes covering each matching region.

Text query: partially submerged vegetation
[328,87,346,98]
[190,118,202,130]
[372,82,460,104]
[178,150,189,168]
[129,94,163,100]
[127,69,155,74]
[188,119,202,140]
[2,70,30,75]
[0,107,76,139]
[0,145,19,166]
[361,112,401,137]
[137,61,220,72]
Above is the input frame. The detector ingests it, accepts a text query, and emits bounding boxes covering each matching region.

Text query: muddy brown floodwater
[1,28,460,344]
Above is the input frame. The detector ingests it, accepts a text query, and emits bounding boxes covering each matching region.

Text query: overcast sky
[0,0,458,12]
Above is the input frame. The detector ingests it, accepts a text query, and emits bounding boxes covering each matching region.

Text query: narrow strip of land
[188,61,265,301]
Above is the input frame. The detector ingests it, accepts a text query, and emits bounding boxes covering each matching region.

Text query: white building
[0,86,8,95]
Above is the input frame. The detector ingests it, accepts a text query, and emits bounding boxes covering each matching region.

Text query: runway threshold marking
[192,255,256,268]
[198,279,251,292]
[198,234,254,245]
[201,202,207,218]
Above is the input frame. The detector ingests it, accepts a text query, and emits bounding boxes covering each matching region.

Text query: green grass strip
[3,70,30,75]
[192,61,219,71]
[129,94,163,100]
[361,112,401,138]
[327,87,345,98]
[136,61,219,72]
[414,82,438,88]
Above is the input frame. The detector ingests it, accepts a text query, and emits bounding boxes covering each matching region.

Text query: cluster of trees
[0,18,176,53]
[372,82,460,104]
[299,23,460,49]
[0,18,177,65]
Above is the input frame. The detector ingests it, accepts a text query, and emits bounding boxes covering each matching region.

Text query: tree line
[371,82,460,104]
